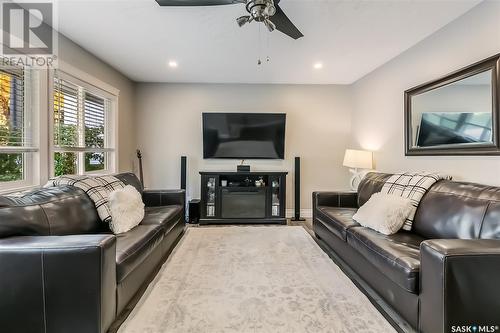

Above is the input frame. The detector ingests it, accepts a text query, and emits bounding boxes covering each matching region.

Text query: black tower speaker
[180,156,187,190]
[291,157,305,221]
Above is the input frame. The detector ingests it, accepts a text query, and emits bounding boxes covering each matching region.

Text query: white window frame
[0,62,119,194]
[49,61,119,178]
[0,67,47,194]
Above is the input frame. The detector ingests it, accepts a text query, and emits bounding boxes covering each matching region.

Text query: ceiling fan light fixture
[264,3,276,17]
[236,15,251,27]
[263,19,275,32]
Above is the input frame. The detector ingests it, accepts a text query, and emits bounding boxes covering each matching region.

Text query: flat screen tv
[203,113,286,159]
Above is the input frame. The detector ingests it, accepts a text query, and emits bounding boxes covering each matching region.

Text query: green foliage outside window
[53,124,105,177]
[0,123,23,182]
[54,152,76,176]
[54,123,77,176]
[0,152,23,182]
[84,125,105,173]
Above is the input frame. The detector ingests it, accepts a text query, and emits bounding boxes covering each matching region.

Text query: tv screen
[203,113,286,159]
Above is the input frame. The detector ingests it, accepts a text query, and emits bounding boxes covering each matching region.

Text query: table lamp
[343,149,373,190]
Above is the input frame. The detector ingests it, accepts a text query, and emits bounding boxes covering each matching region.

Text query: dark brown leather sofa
[0,172,185,333]
[313,172,500,333]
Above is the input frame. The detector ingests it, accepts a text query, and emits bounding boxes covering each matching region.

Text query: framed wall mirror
[405,54,500,156]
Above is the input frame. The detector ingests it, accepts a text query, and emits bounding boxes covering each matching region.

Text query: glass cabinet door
[271,177,280,217]
[206,176,216,217]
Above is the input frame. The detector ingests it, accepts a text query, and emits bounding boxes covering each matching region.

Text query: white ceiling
[55,0,481,84]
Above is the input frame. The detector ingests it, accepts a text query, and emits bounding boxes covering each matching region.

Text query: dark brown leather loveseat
[313,172,500,333]
[0,172,185,333]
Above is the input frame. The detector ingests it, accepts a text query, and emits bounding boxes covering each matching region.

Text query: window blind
[52,71,114,177]
[53,74,111,151]
[84,92,106,149]
[0,67,34,150]
[53,77,80,147]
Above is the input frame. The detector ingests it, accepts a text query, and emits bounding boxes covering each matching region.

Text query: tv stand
[199,171,287,225]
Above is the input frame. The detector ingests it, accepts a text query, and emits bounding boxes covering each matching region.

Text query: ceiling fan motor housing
[246,0,276,22]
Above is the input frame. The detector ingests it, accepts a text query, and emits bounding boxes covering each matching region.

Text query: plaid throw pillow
[45,175,125,223]
[380,172,451,231]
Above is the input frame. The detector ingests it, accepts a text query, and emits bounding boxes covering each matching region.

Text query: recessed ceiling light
[168,60,178,68]
[313,62,323,69]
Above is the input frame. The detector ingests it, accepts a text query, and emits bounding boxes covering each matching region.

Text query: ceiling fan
[155,0,304,40]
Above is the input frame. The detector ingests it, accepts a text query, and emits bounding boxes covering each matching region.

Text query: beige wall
[135,83,353,213]
[351,1,500,185]
[58,34,137,172]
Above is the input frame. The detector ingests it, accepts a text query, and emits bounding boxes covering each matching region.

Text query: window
[0,67,38,191]
[52,71,116,177]
[0,65,117,193]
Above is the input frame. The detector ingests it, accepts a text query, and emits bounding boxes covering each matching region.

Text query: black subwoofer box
[189,199,200,224]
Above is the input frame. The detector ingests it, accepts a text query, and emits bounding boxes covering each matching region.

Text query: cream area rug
[119,226,396,333]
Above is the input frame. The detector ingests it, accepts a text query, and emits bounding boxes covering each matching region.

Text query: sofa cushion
[316,207,359,241]
[115,225,164,282]
[414,180,500,240]
[0,186,102,237]
[357,172,392,207]
[142,205,183,232]
[114,172,143,195]
[347,227,424,293]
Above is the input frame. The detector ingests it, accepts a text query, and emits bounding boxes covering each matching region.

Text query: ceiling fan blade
[269,4,303,39]
[155,0,244,6]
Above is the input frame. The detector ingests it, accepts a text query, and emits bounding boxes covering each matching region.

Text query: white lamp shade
[343,149,373,169]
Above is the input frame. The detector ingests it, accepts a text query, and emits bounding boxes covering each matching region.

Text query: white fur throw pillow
[108,185,145,234]
[352,192,413,235]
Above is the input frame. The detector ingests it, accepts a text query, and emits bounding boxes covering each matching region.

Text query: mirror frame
[404,53,500,156]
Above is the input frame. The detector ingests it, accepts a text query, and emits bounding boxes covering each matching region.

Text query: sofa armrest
[312,191,358,209]
[0,235,116,333]
[143,189,186,207]
[420,239,500,333]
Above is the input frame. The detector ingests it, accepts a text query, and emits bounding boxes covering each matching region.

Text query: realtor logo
[1,1,57,67]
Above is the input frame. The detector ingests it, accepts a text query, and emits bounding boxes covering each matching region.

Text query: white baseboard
[286,209,312,219]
